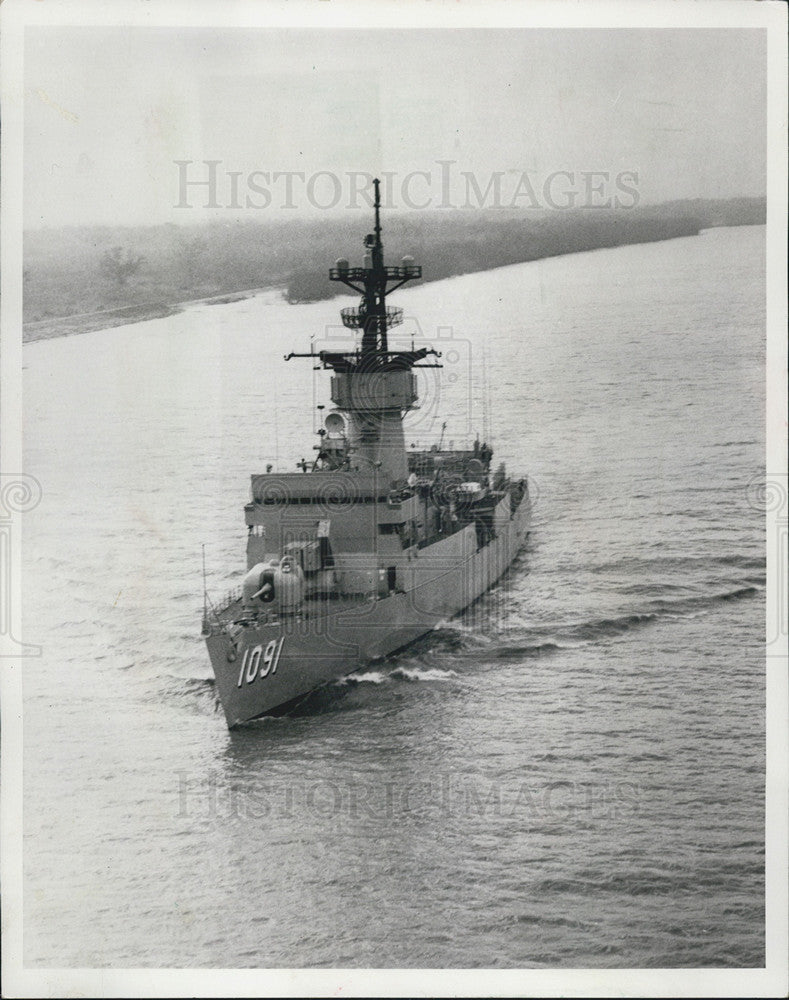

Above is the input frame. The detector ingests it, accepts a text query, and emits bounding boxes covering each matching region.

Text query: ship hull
[207,497,530,727]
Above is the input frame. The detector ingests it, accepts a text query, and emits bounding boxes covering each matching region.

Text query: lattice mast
[329,178,422,361]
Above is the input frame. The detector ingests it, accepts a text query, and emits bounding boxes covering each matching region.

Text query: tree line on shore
[23,197,765,327]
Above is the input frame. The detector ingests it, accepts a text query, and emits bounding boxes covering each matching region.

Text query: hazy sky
[24,27,766,228]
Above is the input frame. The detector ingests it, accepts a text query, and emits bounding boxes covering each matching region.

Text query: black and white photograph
[1,0,786,996]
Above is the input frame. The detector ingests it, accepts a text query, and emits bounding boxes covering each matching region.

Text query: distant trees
[282,209,705,304]
[176,233,208,289]
[284,267,335,304]
[22,196,766,330]
[99,246,145,287]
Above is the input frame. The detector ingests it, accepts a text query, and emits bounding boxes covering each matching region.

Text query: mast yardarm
[285,177,438,372]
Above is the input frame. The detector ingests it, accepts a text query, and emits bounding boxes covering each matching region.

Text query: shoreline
[22,287,273,344]
[22,223,760,344]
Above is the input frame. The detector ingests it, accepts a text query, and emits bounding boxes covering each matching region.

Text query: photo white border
[1,1,786,996]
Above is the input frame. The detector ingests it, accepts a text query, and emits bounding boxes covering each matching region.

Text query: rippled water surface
[23,226,765,968]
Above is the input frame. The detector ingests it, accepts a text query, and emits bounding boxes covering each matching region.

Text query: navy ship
[203,179,532,727]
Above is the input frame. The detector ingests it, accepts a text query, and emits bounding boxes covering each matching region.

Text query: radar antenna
[328,178,423,359]
[286,178,442,373]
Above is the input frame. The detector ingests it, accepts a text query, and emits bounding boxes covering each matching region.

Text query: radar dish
[325,412,346,435]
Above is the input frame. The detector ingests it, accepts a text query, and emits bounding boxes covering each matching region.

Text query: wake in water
[499,583,763,648]
[161,545,763,719]
[378,577,765,672]
[337,665,459,685]
[389,666,459,682]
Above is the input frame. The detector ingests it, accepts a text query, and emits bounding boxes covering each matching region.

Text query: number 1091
[237,637,284,687]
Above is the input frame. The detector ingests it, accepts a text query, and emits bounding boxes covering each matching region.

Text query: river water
[22,225,765,968]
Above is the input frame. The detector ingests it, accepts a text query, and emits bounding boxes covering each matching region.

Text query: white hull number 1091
[237,637,285,687]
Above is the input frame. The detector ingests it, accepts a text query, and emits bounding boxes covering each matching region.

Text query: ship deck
[206,590,376,635]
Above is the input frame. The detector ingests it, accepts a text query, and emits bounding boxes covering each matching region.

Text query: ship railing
[204,584,392,636]
[202,603,225,637]
[222,591,381,631]
[329,264,422,281]
[408,438,480,453]
[213,585,242,615]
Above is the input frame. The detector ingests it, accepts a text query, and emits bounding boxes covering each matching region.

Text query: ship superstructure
[204,179,531,727]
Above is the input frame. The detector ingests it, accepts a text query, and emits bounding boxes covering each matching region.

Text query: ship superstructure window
[378,522,402,535]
